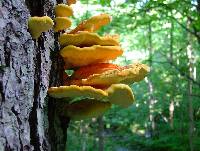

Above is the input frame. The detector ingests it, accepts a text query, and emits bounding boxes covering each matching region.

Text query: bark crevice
[3,37,10,67]
[28,39,43,150]
[25,0,45,16]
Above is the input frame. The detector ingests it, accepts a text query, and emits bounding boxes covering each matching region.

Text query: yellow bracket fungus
[71,63,120,80]
[55,4,73,17]
[69,63,149,86]
[65,99,111,120]
[48,84,135,109]
[69,14,111,33]
[54,17,72,32]
[28,16,54,39]
[106,84,134,108]
[48,85,107,99]
[46,3,149,121]
[80,63,149,86]
[59,31,119,47]
[60,45,123,67]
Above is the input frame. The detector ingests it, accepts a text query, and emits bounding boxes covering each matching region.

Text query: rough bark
[0,0,69,150]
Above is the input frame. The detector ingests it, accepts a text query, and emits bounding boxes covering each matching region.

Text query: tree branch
[133,2,200,43]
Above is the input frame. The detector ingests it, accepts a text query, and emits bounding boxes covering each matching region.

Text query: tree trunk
[97,116,104,151]
[80,121,88,151]
[169,19,175,130]
[0,0,69,150]
[145,22,156,138]
[187,35,195,151]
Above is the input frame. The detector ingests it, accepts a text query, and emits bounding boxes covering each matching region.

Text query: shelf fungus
[47,6,149,120]
[63,99,111,120]
[54,17,72,32]
[59,31,119,47]
[55,4,73,17]
[28,16,54,39]
[48,84,135,109]
[71,63,121,80]
[60,45,123,67]
[48,85,107,99]
[107,84,134,108]
[54,4,73,32]
[69,63,150,86]
[69,14,111,34]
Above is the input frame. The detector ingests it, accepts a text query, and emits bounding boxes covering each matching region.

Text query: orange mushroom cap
[70,63,150,86]
[59,31,119,47]
[69,14,111,34]
[67,0,77,5]
[71,63,121,80]
[60,45,123,67]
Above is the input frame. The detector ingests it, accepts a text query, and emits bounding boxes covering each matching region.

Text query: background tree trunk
[0,0,69,150]
[97,116,104,151]
[187,24,195,151]
[169,19,175,130]
[145,22,156,138]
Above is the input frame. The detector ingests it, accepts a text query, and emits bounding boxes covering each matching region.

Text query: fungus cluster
[54,4,73,32]
[28,4,74,38]
[27,2,149,120]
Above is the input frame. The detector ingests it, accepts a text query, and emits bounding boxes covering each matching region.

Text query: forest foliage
[67,0,200,150]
